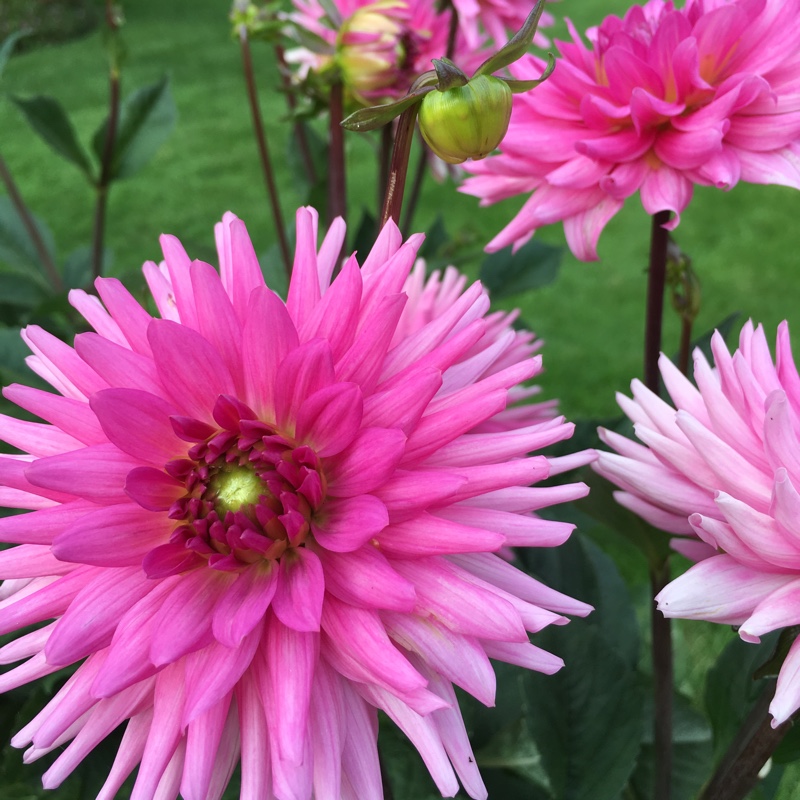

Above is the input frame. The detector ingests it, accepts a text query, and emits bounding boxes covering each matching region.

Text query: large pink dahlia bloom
[0,208,592,798]
[461,0,800,260]
[595,320,800,725]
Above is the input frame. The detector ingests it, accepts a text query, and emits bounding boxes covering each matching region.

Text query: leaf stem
[238,24,292,279]
[380,105,418,228]
[0,152,62,291]
[92,0,122,281]
[645,209,672,800]
[328,81,347,228]
[700,684,791,800]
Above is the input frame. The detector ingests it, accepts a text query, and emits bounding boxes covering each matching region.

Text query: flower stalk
[380,104,418,227]
[238,22,292,278]
[328,80,347,228]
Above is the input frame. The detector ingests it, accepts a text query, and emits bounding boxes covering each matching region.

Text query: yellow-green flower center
[208,465,268,516]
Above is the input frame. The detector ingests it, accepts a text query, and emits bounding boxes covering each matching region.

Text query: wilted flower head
[0,208,592,798]
[288,0,486,103]
[462,0,800,260]
[595,320,800,726]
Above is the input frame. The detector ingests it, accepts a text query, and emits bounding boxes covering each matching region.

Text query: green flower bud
[418,74,512,165]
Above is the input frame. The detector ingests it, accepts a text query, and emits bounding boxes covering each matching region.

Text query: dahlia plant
[0,208,591,798]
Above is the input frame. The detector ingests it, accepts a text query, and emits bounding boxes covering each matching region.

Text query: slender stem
[400,140,428,234]
[645,209,673,800]
[380,106,418,228]
[644,210,671,393]
[378,123,393,223]
[328,81,347,229]
[446,5,458,59]
[274,43,317,185]
[0,152,62,291]
[678,316,692,376]
[239,25,292,279]
[651,559,673,800]
[700,684,791,800]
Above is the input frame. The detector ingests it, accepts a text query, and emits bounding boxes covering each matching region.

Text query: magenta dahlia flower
[0,207,592,798]
[595,320,800,725]
[452,0,556,50]
[461,0,800,260]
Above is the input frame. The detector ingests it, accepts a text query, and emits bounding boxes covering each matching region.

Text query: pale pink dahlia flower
[0,207,592,798]
[595,320,800,725]
[461,0,800,260]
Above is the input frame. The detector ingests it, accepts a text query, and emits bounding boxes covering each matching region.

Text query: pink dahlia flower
[461,0,800,260]
[287,0,487,103]
[0,207,592,798]
[452,0,556,50]
[595,320,800,725]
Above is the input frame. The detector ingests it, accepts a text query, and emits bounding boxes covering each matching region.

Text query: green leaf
[418,216,448,261]
[341,72,438,132]
[0,270,47,310]
[480,238,563,299]
[61,245,96,291]
[0,30,29,79]
[0,196,57,275]
[629,690,713,800]
[524,624,645,800]
[93,75,177,181]
[10,95,93,178]
[705,633,779,761]
[503,55,557,93]
[474,0,547,78]
[0,325,32,384]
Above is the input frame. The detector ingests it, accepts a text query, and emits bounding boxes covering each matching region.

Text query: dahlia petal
[160,233,199,329]
[125,466,185,511]
[151,738,185,800]
[0,623,52,664]
[149,570,235,666]
[386,613,495,706]
[639,167,693,227]
[326,427,407,496]
[272,548,325,632]
[180,693,233,800]
[321,596,427,696]
[310,494,388,552]
[45,567,153,665]
[236,669,272,800]
[614,491,694,535]
[316,544,415,611]
[446,457,551,503]
[94,277,154,356]
[74,332,162,394]
[95,710,154,800]
[0,544,74,580]
[0,651,61,693]
[316,216,347,291]
[654,125,726,170]
[310,660,346,800]
[259,614,319,767]
[377,513,505,556]
[670,537,717,562]
[206,703,241,800]
[358,682,460,797]
[739,579,800,643]
[130,662,186,800]
[287,207,324,329]
[299,255,362,359]
[25,445,139,504]
[394,558,527,642]
[361,366,442,434]
[148,319,236,422]
[656,554,795,624]
[212,562,278,647]
[481,640,564,674]
[241,286,300,416]
[91,388,184,464]
[563,196,625,261]
[335,294,406,392]
[295,383,364,457]
[374,470,467,522]
[0,414,82,458]
[771,635,800,725]
[3,384,106,445]
[274,338,336,432]
[225,216,267,321]
[190,260,245,396]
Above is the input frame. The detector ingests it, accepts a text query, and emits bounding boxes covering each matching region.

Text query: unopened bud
[418,74,512,164]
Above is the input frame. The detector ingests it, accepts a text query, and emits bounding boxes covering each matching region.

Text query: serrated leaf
[93,75,177,181]
[480,238,563,299]
[0,196,57,275]
[524,624,645,800]
[705,633,778,761]
[0,30,29,79]
[474,0,547,78]
[10,95,93,177]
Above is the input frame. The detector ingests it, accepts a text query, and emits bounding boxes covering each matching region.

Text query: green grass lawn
[2,0,800,797]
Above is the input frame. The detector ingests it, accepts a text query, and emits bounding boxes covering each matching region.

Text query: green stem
[0,152,62,291]
[328,81,347,227]
[380,105,418,228]
[238,24,291,279]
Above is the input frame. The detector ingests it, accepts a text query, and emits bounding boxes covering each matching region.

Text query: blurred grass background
[1,0,800,797]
